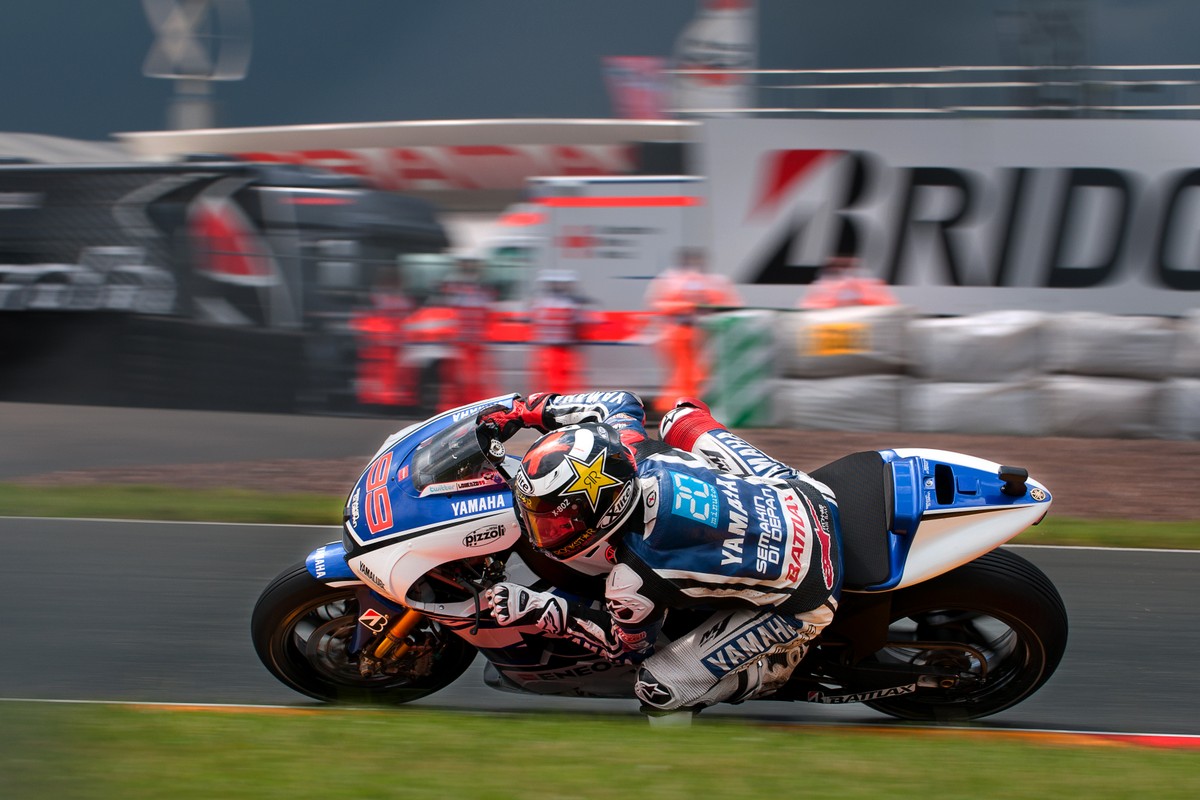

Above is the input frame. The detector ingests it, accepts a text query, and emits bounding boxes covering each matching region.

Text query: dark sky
[1,1,1197,141]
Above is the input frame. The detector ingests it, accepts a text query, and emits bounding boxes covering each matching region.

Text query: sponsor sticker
[358,608,389,634]
[355,560,386,590]
[803,323,869,356]
[463,524,506,548]
[806,684,917,704]
[560,450,623,512]
[598,480,636,529]
[450,493,510,517]
[310,545,328,578]
[701,615,800,677]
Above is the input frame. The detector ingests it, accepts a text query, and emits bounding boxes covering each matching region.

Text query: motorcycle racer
[478,390,843,715]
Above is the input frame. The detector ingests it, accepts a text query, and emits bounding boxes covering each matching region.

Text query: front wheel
[863,549,1068,722]
[251,562,477,704]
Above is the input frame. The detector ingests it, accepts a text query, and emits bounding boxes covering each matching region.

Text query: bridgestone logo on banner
[703,118,1200,315]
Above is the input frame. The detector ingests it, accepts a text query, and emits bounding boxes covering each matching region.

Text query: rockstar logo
[561,450,622,511]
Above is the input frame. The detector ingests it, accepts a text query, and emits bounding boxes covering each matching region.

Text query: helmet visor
[519,495,595,560]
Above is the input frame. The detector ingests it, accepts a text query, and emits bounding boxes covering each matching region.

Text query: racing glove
[484,582,567,634]
[477,393,556,441]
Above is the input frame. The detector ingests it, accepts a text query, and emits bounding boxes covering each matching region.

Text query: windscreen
[410,415,497,492]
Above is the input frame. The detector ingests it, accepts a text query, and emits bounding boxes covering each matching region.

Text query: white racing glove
[485,583,568,634]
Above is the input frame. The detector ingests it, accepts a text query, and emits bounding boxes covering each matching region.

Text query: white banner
[700,118,1200,315]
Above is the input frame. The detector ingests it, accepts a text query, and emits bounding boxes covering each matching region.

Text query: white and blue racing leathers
[505,390,843,711]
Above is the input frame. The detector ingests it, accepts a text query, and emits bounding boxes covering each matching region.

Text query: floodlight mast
[141,0,252,131]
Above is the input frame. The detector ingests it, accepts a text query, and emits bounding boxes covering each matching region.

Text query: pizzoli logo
[463,524,506,548]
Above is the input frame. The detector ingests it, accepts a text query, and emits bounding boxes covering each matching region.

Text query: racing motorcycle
[252,395,1068,721]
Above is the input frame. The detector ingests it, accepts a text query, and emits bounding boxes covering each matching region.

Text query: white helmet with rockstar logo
[514,423,640,563]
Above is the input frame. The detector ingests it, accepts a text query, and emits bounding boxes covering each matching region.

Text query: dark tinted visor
[520,497,594,559]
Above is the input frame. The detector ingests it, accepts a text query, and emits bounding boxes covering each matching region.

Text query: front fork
[352,592,434,678]
[307,542,428,662]
[371,608,425,659]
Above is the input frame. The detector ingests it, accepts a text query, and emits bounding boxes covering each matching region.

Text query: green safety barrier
[701,309,778,427]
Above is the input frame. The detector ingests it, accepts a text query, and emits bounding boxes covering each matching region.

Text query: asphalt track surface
[0,402,1197,735]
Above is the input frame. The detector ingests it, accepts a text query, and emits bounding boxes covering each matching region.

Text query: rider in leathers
[479,391,843,714]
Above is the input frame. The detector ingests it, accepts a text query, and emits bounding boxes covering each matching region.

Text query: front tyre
[251,562,476,704]
[864,549,1068,722]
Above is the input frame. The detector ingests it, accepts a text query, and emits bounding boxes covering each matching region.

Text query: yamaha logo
[355,560,386,590]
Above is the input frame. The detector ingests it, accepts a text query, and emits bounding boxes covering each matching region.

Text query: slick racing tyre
[862,548,1068,722]
[251,562,476,704]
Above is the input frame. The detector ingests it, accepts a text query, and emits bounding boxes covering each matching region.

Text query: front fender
[305,541,412,655]
[306,541,358,582]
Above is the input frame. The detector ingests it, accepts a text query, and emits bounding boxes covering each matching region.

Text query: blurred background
[2,0,1198,438]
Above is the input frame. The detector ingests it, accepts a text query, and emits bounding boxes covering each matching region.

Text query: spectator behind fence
[797,253,898,310]
[439,254,497,409]
[354,267,414,408]
[529,269,590,395]
[644,246,742,415]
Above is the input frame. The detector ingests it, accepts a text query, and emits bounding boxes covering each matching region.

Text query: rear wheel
[863,549,1068,722]
[251,562,476,704]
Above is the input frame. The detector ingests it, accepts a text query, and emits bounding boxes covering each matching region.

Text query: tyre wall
[703,307,1200,440]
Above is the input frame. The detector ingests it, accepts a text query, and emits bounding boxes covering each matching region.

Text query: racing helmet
[513,423,639,561]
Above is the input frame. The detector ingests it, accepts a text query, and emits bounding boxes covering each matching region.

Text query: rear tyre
[251,562,476,704]
[863,549,1068,722]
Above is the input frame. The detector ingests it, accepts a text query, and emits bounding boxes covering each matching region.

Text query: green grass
[0,489,1193,796]
[1,702,1195,800]
[1,482,1196,549]
[1014,516,1199,550]
[0,483,343,526]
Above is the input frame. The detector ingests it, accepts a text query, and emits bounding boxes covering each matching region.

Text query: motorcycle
[252,394,1068,721]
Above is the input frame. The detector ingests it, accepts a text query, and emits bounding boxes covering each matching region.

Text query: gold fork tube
[372,608,424,659]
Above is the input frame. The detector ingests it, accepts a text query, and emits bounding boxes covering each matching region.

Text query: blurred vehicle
[0,263,104,311]
[0,157,449,411]
[480,174,703,312]
[101,264,177,314]
[458,175,706,398]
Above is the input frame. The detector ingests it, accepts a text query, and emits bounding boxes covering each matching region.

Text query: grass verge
[1,702,1196,800]
[0,483,343,526]
[0,482,1195,549]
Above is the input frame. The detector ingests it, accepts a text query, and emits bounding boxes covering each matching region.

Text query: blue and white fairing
[855,448,1054,592]
[332,395,526,614]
